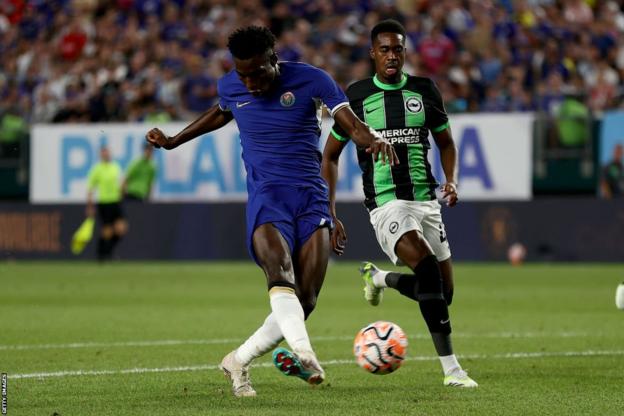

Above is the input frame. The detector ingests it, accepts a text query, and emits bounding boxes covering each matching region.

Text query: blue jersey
[217,61,349,193]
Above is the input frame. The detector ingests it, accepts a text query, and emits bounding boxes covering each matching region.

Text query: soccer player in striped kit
[323,19,478,388]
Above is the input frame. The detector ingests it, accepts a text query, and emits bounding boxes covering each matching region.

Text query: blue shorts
[246,184,333,264]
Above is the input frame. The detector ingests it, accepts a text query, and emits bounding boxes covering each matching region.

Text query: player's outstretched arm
[333,106,399,166]
[146,104,234,150]
[432,128,459,207]
[322,134,348,255]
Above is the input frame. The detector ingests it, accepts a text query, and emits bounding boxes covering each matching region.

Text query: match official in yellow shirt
[86,145,127,260]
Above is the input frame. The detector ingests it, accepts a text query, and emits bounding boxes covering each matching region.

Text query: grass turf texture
[1,262,623,415]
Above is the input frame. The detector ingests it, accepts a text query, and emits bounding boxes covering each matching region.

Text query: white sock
[439,354,461,375]
[235,313,284,366]
[373,269,389,288]
[269,287,313,352]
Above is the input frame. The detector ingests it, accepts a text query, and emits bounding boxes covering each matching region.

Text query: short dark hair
[371,19,406,44]
[227,26,276,60]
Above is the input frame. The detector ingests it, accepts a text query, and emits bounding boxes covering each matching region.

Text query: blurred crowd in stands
[1,0,624,127]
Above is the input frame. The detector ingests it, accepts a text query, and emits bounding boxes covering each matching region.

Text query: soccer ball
[616,282,624,310]
[507,242,527,266]
[353,321,408,375]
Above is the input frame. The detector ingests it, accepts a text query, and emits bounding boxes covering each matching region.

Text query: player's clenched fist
[146,128,175,150]
[441,182,459,207]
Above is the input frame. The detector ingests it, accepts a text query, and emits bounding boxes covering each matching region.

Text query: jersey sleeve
[217,78,231,112]
[311,68,349,118]
[329,84,355,142]
[330,123,350,142]
[424,79,450,133]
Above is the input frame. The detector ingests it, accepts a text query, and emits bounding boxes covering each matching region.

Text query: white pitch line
[0,339,243,351]
[0,331,594,351]
[8,349,624,380]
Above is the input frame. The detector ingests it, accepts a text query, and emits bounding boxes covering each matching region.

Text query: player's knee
[412,255,444,297]
[258,248,292,272]
[101,226,114,239]
[260,254,295,285]
[114,220,127,236]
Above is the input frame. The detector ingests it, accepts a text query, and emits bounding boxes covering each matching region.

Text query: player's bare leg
[293,227,330,319]
[256,224,323,384]
[253,224,314,351]
[273,227,329,384]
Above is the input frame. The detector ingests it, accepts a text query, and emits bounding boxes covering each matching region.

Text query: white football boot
[444,368,479,388]
[219,350,257,397]
[359,262,384,306]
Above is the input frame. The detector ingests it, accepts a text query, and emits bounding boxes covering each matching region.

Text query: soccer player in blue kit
[146,26,397,397]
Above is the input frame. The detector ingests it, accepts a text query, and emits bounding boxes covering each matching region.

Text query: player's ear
[270,52,278,66]
[369,47,375,60]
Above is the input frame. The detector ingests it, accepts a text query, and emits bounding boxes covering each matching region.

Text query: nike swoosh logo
[365,107,381,114]
[236,101,251,108]
[440,319,450,324]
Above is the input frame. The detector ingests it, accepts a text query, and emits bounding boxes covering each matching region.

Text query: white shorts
[369,199,451,265]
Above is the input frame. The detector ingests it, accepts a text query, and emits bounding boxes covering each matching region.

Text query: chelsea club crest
[280,92,296,107]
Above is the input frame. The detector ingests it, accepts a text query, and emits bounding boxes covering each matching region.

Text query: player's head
[100,145,111,162]
[228,26,279,96]
[370,19,406,83]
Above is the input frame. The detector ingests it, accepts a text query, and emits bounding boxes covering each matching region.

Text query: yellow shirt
[87,161,122,203]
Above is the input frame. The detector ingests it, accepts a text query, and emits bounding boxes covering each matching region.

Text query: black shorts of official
[124,194,145,203]
[97,202,124,225]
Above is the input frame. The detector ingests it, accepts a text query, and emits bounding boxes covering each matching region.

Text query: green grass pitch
[1,262,623,415]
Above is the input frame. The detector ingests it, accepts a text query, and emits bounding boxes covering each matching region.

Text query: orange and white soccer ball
[353,321,408,374]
